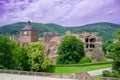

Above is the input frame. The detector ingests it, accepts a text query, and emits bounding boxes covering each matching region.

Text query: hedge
[54,62,113,67]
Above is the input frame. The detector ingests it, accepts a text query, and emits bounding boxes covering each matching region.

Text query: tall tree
[28,42,52,71]
[12,46,29,70]
[0,34,30,70]
[57,35,84,64]
[113,28,120,74]
[0,34,15,69]
[113,42,120,73]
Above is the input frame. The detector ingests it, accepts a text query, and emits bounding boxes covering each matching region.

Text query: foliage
[57,35,84,64]
[102,28,120,78]
[0,22,66,36]
[0,34,30,70]
[112,71,120,78]
[102,40,116,59]
[0,34,15,69]
[112,42,120,73]
[12,46,29,70]
[100,57,107,62]
[102,70,111,77]
[102,40,113,54]
[106,52,115,59]
[0,64,5,69]
[28,42,52,71]
[0,22,120,41]
[79,56,91,64]
[102,70,120,78]
[115,28,120,41]
[55,62,112,67]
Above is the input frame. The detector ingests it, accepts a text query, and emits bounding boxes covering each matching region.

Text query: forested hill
[68,22,120,41]
[0,22,120,41]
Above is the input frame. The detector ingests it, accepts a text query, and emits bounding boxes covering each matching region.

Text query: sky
[0,0,120,26]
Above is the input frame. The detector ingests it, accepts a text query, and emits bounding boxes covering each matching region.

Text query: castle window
[90,44,95,48]
[90,38,96,42]
[85,38,89,42]
[86,44,89,48]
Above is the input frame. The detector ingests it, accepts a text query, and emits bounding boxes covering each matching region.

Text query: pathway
[87,67,112,76]
[0,73,75,80]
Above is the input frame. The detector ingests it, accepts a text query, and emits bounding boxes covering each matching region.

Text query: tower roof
[21,21,35,30]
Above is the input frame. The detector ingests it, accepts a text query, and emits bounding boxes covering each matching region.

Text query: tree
[57,35,84,64]
[113,29,120,73]
[0,34,30,70]
[115,28,120,41]
[27,42,52,71]
[113,42,120,73]
[0,34,15,69]
[110,28,120,77]
[12,46,29,70]
[102,40,113,54]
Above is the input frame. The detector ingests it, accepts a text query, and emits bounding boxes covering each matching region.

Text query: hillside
[68,22,120,41]
[0,22,120,41]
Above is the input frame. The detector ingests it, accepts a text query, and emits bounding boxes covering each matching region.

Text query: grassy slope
[47,63,112,74]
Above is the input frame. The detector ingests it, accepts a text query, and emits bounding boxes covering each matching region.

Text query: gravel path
[87,67,112,76]
[0,73,75,80]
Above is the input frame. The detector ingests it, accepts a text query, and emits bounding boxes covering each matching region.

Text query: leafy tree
[0,34,30,70]
[113,42,120,73]
[113,29,120,73]
[57,35,84,64]
[0,34,15,69]
[12,46,29,70]
[115,28,120,41]
[102,40,113,54]
[28,42,52,71]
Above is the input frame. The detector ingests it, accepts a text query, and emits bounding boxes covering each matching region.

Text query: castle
[10,22,104,64]
[66,30,104,62]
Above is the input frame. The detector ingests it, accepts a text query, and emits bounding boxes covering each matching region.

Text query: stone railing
[0,69,75,79]
[0,69,120,80]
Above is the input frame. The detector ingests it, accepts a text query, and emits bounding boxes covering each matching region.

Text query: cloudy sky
[0,0,120,26]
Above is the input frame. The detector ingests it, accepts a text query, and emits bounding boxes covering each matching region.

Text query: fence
[0,69,75,79]
[0,69,120,80]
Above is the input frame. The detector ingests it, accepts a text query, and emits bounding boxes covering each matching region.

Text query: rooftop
[21,21,35,30]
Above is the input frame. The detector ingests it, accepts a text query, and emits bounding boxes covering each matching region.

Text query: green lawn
[47,63,112,74]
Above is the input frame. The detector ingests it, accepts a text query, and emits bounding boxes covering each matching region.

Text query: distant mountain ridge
[0,22,120,41]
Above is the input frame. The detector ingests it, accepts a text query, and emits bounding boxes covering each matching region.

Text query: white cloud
[0,0,119,26]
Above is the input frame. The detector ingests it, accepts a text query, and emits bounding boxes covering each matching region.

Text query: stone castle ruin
[10,22,104,64]
[66,30,104,62]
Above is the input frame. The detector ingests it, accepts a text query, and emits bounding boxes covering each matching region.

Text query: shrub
[106,52,115,59]
[79,57,91,64]
[0,65,5,69]
[100,57,107,62]
[113,71,120,78]
[55,62,112,67]
[102,70,111,77]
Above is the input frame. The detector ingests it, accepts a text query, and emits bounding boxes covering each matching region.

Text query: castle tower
[19,21,38,46]
[81,32,104,62]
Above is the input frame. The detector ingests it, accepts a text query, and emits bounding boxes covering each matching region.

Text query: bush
[100,57,107,62]
[106,52,115,59]
[102,70,111,77]
[0,65,5,69]
[112,71,120,78]
[56,62,112,67]
[79,57,91,64]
